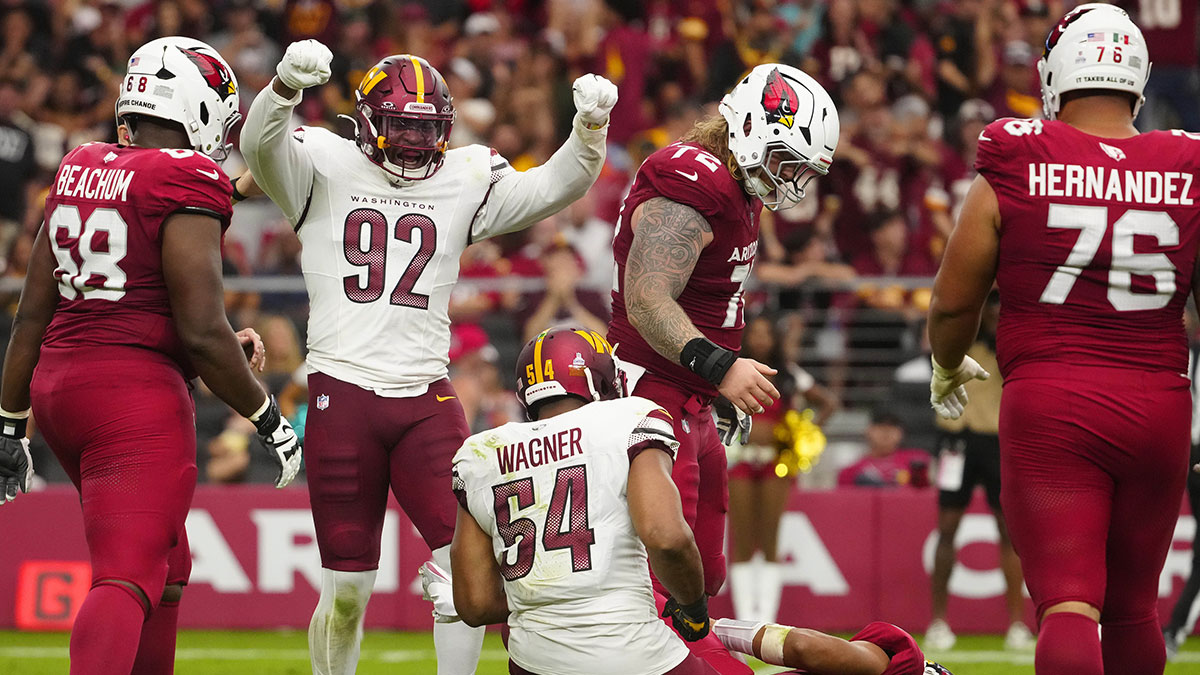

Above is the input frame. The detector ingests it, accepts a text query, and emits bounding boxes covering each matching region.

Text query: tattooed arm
[624,196,780,414]
[624,197,714,361]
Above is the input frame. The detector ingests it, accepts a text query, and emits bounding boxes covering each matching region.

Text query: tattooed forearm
[624,197,713,361]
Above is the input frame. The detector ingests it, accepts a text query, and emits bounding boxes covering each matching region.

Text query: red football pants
[633,373,729,597]
[31,348,196,607]
[999,366,1189,624]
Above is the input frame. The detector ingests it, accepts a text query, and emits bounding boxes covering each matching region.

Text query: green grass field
[4,630,1200,674]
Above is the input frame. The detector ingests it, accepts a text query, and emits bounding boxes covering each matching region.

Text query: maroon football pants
[999,367,1189,663]
[31,348,196,608]
[303,373,470,570]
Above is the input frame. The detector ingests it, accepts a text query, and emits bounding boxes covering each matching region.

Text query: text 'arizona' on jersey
[241,83,607,395]
[451,396,686,675]
[40,142,233,374]
[977,118,1200,379]
[608,142,761,397]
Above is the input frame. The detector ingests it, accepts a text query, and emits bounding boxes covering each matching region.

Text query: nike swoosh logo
[436,395,456,402]
[196,168,220,180]
[978,133,992,142]
[675,169,698,181]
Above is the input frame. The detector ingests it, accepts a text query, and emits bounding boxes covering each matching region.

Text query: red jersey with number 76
[976,118,1200,380]
[39,142,233,373]
[608,142,761,397]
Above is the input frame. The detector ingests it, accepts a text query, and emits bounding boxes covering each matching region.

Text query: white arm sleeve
[240,84,316,226]
[470,114,608,242]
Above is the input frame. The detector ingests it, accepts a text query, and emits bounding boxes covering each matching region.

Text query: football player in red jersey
[0,38,300,675]
[606,63,839,662]
[928,5,1200,674]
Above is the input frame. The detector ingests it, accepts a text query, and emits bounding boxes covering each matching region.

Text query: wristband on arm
[231,176,248,204]
[0,407,30,438]
[680,337,737,387]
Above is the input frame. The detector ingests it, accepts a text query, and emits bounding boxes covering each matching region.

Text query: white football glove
[276,39,333,91]
[419,561,461,623]
[572,74,618,129]
[249,396,303,488]
[930,354,990,420]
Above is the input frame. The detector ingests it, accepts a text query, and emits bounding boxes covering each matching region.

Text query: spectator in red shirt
[838,410,931,488]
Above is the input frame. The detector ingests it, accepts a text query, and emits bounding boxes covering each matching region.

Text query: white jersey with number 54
[241,86,608,395]
[452,396,689,675]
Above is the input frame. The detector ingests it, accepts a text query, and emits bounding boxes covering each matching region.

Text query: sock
[70,584,147,675]
[308,568,376,675]
[1102,616,1166,675]
[729,562,757,621]
[757,562,783,623]
[432,544,485,675]
[1035,612,1103,675]
[131,599,180,675]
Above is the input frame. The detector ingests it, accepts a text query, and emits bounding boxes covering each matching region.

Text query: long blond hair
[679,114,741,178]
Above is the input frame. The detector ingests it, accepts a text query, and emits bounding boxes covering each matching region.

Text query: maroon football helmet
[516,327,623,419]
[352,55,455,180]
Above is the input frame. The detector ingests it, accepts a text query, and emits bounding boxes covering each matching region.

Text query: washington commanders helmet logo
[181,48,237,100]
[762,68,799,129]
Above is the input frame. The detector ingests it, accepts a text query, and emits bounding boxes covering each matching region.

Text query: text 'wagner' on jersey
[977,118,1200,379]
[608,142,761,396]
[40,142,233,376]
[451,396,687,675]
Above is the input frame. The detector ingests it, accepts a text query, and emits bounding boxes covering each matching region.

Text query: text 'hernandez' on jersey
[608,142,762,397]
[41,142,233,376]
[451,396,687,675]
[977,118,1200,379]
[241,84,607,396]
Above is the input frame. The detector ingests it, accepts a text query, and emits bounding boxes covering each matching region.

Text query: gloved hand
[249,396,303,488]
[930,354,990,420]
[276,39,333,91]
[572,74,619,129]
[662,595,711,641]
[0,410,33,505]
[419,561,461,623]
[713,396,751,446]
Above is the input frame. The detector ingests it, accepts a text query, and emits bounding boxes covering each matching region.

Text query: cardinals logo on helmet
[181,48,237,100]
[762,68,799,129]
[1043,5,1098,57]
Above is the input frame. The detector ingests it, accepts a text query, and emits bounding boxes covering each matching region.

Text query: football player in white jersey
[238,40,617,675]
[434,327,954,675]
[446,326,717,675]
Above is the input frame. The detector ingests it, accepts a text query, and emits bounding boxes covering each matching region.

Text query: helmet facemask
[744,143,825,211]
[358,104,452,179]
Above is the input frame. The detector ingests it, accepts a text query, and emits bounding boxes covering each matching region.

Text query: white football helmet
[116,37,241,161]
[1038,3,1150,121]
[719,64,839,211]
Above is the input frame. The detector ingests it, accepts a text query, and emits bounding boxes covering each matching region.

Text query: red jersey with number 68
[40,142,233,373]
[977,118,1200,380]
[608,142,761,397]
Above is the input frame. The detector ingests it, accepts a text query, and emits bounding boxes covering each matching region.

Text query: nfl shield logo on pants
[316,394,330,410]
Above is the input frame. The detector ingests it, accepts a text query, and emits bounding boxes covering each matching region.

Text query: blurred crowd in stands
[0,0,1196,484]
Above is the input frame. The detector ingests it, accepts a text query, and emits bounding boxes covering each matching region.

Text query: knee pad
[319,524,381,570]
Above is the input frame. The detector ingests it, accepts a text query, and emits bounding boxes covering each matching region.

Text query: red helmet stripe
[409,56,426,103]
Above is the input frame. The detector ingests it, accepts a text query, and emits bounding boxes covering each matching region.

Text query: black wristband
[231,176,248,204]
[679,337,737,387]
[0,415,27,439]
[251,397,280,437]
